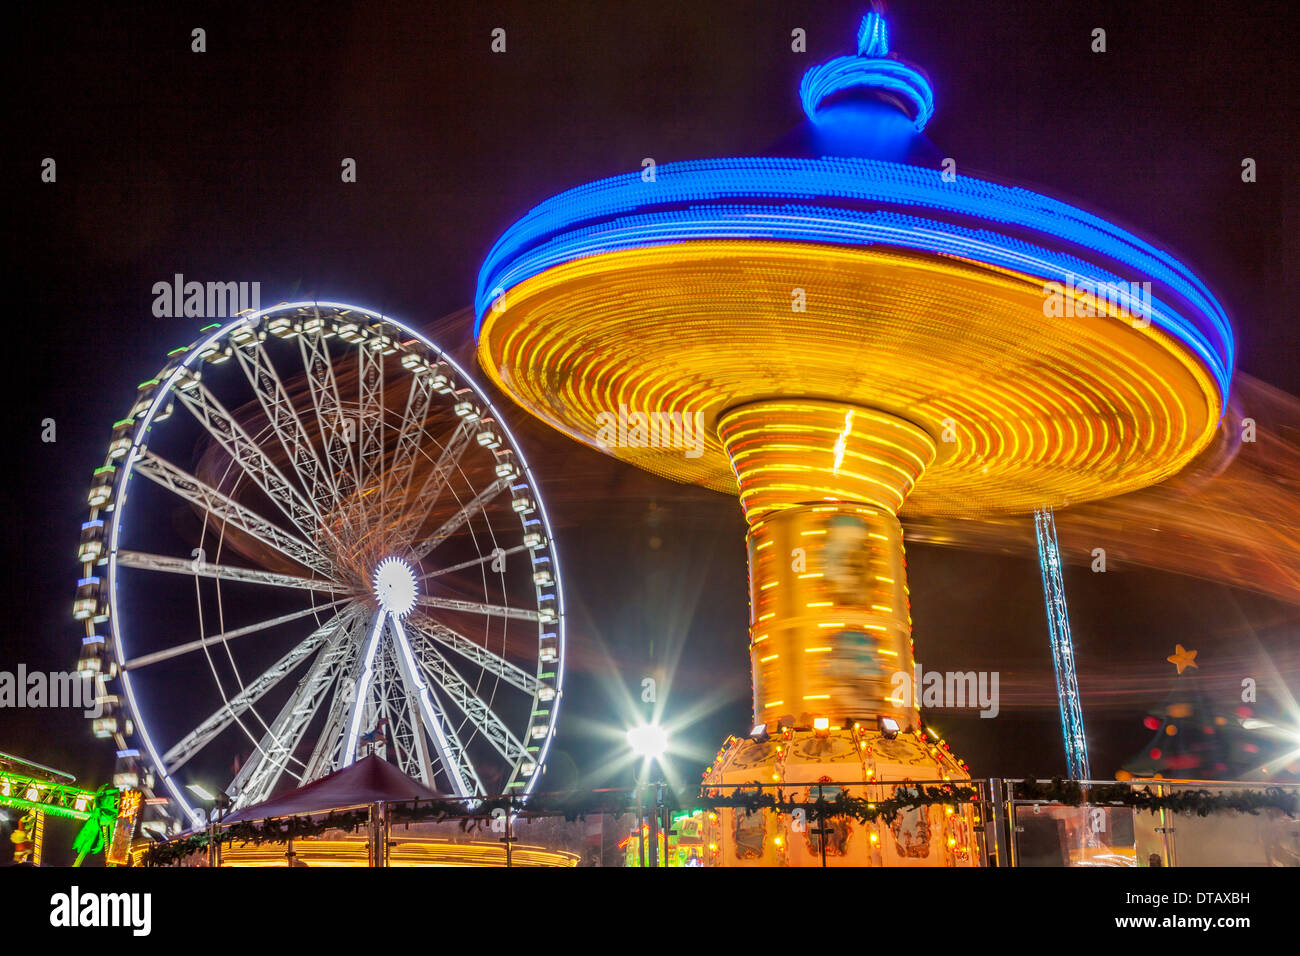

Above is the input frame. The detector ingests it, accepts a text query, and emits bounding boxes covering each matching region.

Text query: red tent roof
[222,755,445,823]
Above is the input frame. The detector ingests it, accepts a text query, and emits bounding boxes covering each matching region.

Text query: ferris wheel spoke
[391,421,473,550]
[134,452,334,578]
[378,642,436,784]
[406,625,530,769]
[362,642,426,782]
[410,475,511,562]
[301,645,367,782]
[231,338,340,519]
[415,595,539,622]
[160,605,361,774]
[421,684,481,799]
[380,625,436,787]
[391,617,483,798]
[384,368,439,531]
[173,381,327,549]
[406,613,539,695]
[116,550,350,593]
[341,610,390,772]
[355,335,385,507]
[228,612,366,808]
[421,544,530,582]
[299,318,359,513]
[124,598,351,671]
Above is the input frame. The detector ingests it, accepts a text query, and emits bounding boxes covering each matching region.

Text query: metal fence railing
[138,777,1300,867]
[1003,778,1300,867]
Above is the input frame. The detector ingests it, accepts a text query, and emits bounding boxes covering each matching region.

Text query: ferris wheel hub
[372,556,418,617]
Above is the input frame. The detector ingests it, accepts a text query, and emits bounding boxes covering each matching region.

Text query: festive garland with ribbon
[697,783,979,825]
[141,809,371,867]
[1014,777,1300,817]
[140,779,1297,866]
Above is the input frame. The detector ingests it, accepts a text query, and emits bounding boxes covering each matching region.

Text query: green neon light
[1,769,126,865]
[0,770,108,821]
[0,795,91,821]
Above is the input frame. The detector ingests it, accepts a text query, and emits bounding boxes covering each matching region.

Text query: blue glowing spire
[800,4,934,131]
[856,8,889,56]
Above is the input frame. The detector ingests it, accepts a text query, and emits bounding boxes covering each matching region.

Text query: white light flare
[627,723,669,761]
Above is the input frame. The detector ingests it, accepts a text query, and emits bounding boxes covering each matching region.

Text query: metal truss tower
[1034,507,1090,780]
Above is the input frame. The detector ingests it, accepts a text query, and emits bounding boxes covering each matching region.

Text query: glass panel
[1165,785,1300,866]
[1013,805,1136,866]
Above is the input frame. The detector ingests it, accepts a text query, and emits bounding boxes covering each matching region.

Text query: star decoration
[1167,644,1199,674]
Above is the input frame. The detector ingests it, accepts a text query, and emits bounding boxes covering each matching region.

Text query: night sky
[4,0,1298,836]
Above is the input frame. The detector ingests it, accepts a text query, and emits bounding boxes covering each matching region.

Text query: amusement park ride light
[475,20,1231,647]
[799,8,932,130]
[471,4,1233,864]
[627,723,669,761]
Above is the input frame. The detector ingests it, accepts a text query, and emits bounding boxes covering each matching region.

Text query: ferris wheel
[73,302,565,831]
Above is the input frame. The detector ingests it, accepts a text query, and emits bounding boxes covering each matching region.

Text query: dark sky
[3,0,1298,821]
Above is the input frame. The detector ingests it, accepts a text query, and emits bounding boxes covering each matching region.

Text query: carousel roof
[223,755,445,824]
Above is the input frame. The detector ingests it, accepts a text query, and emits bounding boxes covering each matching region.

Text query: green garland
[1014,777,1300,817]
[140,779,1298,866]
